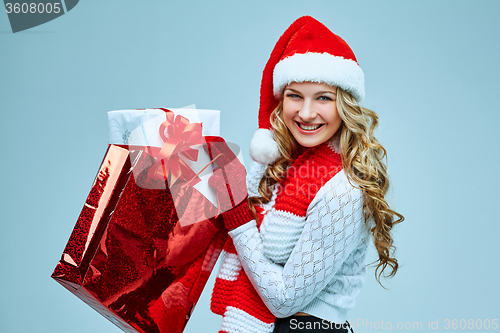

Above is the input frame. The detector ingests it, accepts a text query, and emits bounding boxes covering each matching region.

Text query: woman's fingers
[208,167,234,212]
[204,140,238,169]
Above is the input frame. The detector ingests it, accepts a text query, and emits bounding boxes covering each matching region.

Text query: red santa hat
[249,15,365,165]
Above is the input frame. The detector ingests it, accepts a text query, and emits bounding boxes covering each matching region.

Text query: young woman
[208,16,404,333]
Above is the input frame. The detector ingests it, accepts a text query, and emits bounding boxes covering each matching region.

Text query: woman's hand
[205,138,254,230]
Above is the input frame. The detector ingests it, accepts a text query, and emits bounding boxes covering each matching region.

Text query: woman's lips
[294,121,324,135]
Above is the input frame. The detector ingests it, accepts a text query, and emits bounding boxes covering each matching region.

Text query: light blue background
[1,1,499,332]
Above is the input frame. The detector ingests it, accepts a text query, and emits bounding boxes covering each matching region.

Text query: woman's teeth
[298,122,323,130]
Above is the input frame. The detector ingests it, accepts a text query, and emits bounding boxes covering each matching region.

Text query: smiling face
[282,81,342,149]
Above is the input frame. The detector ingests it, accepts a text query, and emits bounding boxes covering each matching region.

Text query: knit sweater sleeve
[227,170,369,318]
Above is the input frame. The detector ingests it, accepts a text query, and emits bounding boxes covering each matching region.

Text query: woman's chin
[295,137,326,148]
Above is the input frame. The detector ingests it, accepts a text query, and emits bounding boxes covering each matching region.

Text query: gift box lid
[108,107,220,147]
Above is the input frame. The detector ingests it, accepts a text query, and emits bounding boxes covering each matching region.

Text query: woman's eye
[318,95,334,101]
[286,93,301,99]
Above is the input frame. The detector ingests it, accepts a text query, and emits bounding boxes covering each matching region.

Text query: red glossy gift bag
[51,108,230,333]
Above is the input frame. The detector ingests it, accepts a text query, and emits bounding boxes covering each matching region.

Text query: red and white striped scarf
[210,139,343,333]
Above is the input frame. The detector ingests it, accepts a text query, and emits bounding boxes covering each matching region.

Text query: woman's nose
[298,100,317,120]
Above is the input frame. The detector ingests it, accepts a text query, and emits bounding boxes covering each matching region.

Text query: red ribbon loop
[148,109,205,185]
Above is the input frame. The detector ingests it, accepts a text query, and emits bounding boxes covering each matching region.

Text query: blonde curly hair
[248,86,404,287]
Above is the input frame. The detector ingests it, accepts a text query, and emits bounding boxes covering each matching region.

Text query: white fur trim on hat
[273,52,365,102]
[249,128,280,164]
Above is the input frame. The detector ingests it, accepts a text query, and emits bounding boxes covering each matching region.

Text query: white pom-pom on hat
[249,128,280,164]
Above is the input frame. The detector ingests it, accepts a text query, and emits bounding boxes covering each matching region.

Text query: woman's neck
[293,143,320,161]
[296,144,309,156]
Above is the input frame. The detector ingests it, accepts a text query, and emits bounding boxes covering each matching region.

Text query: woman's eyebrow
[285,88,336,95]
[314,90,337,95]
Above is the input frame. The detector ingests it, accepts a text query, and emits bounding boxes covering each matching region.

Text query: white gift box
[106,107,244,226]
[107,107,221,215]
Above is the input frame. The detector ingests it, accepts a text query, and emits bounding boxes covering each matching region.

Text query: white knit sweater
[227,160,372,324]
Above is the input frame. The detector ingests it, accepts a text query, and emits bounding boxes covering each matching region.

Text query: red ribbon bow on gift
[148,109,205,186]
